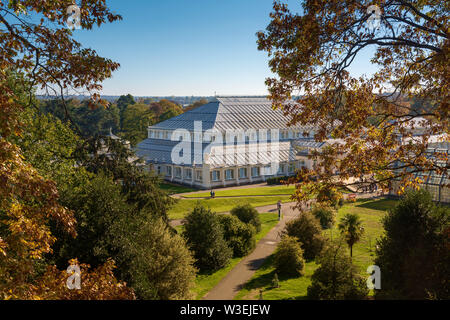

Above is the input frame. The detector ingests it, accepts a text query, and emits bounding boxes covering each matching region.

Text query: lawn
[159,182,197,195]
[168,195,292,220]
[234,198,398,300]
[182,185,296,198]
[192,213,279,299]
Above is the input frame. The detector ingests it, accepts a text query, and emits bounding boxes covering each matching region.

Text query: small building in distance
[136,97,320,189]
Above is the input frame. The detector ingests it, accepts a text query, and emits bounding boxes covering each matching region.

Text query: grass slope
[168,196,292,220]
[182,185,296,198]
[160,182,197,195]
[235,198,397,300]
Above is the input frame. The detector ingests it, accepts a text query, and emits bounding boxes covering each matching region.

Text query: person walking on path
[277,200,282,221]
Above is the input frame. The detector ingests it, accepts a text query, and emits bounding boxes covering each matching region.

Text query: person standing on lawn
[277,200,282,221]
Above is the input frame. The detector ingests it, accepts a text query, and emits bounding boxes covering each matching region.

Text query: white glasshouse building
[136,97,324,189]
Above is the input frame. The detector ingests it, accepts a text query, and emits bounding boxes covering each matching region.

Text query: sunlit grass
[159,182,197,195]
[168,196,292,220]
[235,198,398,300]
[182,185,296,198]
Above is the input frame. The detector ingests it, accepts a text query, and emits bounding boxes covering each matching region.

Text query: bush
[307,241,369,300]
[317,187,343,208]
[231,204,261,233]
[375,189,450,299]
[266,176,291,185]
[283,211,325,260]
[219,215,256,257]
[114,217,197,300]
[311,205,336,229]
[273,236,305,277]
[183,205,232,272]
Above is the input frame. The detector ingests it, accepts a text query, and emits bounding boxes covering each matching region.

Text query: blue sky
[72,0,378,96]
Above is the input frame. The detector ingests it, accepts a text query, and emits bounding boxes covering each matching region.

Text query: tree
[0,74,135,300]
[0,133,77,299]
[148,99,183,123]
[311,205,336,229]
[184,98,209,112]
[117,94,136,111]
[0,1,122,119]
[112,217,197,300]
[119,99,183,144]
[273,236,306,277]
[76,136,175,224]
[29,259,135,300]
[183,205,232,272]
[0,1,133,299]
[307,241,368,300]
[283,211,325,260]
[121,103,154,144]
[231,204,262,233]
[317,188,343,209]
[375,189,450,299]
[40,98,121,137]
[258,1,449,206]
[338,213,365,257]
[218,215,256,257]
[50,172,132,267]
[159,107,182,122]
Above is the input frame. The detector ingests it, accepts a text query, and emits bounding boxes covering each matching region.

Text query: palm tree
[338,213,364,258]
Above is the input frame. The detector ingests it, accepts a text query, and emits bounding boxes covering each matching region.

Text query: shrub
[273,236,305,277]
[231,204,261,233]
[218,215,256,257]
[266,176,291,185]
[114,217,197,300]
[311,205,336,229]
[272,273,280,288]
[307,241,369,300]
[375,189,450,299]
[317,187,343,208]
[283,211,325,260]
[183,205,232,272]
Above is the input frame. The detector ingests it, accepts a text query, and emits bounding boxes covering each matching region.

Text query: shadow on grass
[355,198,396,211]
[237,255,304,294]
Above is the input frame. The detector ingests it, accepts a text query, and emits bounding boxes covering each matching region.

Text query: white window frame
[195,170,202,182]
[239,168,247,179]
[175,167,182,178]
[225,169,234,180]
[211,170,220,182]
[184,168,192,180]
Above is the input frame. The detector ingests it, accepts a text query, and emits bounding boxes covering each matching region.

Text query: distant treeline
[37,95,215,105]
[39,95,210,145]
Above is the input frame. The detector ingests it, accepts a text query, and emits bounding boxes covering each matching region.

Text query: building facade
[136,97,322,189]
